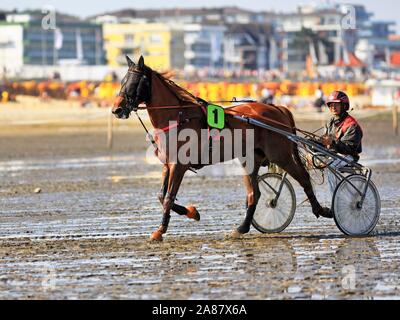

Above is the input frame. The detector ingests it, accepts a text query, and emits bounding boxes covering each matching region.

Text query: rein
[137,101,322,142]
[133,102,207,150]
[224,107,320,139]
[136,104,202,110]
[133,111,157,147]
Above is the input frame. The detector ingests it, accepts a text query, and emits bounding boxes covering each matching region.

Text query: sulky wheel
[332,175,381,236]
[252,173,296,234]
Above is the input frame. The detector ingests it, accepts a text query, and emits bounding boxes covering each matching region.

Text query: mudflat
[0,97,399,299]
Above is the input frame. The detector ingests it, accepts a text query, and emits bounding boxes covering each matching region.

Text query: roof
[273,8,343,19]
[89,6,258,20]
[336,52,365,68]
[5,10,82,22]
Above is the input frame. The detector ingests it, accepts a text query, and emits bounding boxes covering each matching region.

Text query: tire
[332,175,381,236]
[252,173,296,234]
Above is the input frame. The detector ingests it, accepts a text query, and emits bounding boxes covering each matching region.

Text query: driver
[321,90,363,194]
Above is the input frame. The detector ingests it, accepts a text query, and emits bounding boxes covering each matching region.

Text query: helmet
[326,91,350,111]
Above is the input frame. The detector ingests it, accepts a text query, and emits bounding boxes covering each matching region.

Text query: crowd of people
[0,75,368,112]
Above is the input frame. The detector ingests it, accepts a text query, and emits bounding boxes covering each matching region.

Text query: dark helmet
[326,91,350,111]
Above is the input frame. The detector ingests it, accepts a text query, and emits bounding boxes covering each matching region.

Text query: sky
[1,0,399,32]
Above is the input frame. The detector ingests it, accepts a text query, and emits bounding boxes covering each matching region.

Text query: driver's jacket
[324,112,363,160]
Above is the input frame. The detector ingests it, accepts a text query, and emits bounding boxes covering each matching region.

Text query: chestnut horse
[112,56,332,241]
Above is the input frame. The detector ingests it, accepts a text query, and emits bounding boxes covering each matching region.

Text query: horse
[112,55,332,241]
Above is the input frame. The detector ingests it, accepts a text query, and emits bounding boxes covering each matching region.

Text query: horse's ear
[126,55,134,68]
[138,55,145,70]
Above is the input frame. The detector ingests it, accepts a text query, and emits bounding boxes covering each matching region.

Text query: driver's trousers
[327,155,355,195]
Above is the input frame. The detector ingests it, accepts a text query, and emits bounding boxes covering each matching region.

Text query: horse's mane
[152,70,201,106]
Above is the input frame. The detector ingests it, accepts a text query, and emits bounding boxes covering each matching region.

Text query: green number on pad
[207,104,225,129]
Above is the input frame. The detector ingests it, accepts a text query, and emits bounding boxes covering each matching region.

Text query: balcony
[184,51,211,59]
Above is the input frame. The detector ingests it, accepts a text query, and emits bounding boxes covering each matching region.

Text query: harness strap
[157,122,179,133]
[134,111,157,147]
[137,104,201,110]
[134,110,200,174]
[140,102,321,142]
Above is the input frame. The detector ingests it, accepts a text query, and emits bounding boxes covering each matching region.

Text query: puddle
[0,155,138,172]
[362,146,400,166]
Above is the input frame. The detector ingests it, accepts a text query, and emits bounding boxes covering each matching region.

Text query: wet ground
[0,114,399,299]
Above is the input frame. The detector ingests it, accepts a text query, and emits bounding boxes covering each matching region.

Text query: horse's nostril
[113,107,123,115]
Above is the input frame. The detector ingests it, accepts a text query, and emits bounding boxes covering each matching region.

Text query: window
[190,58,210,67]
[150,34,162,43]
[124,34,134,44]
[192,43,210,53]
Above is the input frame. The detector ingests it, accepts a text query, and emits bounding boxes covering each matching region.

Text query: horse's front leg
[157,164,170,205]
[150,164,188,241]
[158,164,200,221]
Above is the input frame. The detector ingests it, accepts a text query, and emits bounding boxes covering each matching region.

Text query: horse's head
[112,55,151,119]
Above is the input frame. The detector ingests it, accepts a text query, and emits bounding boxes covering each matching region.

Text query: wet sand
[0,101,399,299]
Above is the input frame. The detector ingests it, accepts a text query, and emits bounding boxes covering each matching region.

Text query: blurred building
[258,3,398,79]
[0,11,106,77]
[102,21,225,72]
[102,22,183,70]
[182,24,225,72]
[1,3,399,81]
[223,23,281,72]
[93,8,269,72]
[270,5,351,74]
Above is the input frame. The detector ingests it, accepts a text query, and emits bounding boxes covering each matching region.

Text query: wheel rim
[252,173,296,233]
[333,175,381,236]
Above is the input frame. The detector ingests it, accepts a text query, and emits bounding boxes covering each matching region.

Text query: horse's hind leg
[280,156,332,219]
[232,159,262,237]
[151,164,188,241]
[158,164,200,221]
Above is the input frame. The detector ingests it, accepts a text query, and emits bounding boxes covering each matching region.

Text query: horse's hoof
[230,229,243,239]
[186,205,200,221]
[318,207,333,219]
[150,230,163,242]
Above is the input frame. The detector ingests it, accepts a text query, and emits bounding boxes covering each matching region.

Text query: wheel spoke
[253,174,296,233]
[333,175,380,236]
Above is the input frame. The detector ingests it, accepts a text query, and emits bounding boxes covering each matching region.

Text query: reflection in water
[283,236,384,299]
[1,146,399,178]
[156,237,299,299]
[335,238,382,297]
[363,146,400,159]
[336,238,381,264]
[0,155,137,172]
[362,146,400,166]
[2,229,400,299]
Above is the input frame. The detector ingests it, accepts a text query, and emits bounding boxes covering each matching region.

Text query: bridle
[118,68,150,115]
